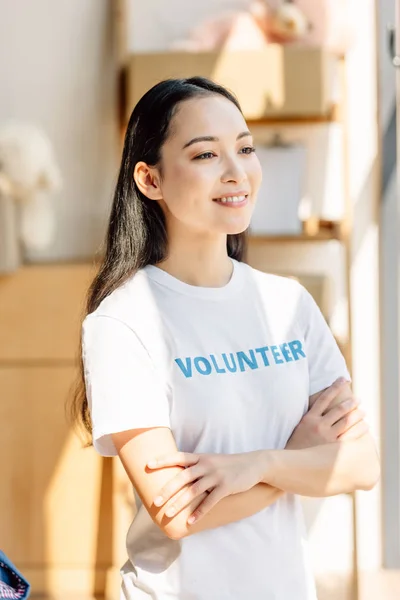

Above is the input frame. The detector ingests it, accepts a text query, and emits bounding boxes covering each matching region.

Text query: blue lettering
[237,350,258,372]
[175,340,305,378]
[194,356,212,375]
[280,343,293,362]
[210,354,226,374]
[222,353,237,373]
[175,357,192,378]
[288,340,306,361]
[255,346,270,366]
[271,345,284,364]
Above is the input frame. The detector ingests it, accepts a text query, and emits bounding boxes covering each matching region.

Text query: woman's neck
[156,235,233,288]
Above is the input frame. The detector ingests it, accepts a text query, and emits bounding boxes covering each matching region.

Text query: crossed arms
[112,379,380,541]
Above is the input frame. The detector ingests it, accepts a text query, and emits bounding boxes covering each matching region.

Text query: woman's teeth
[214,195,246,204]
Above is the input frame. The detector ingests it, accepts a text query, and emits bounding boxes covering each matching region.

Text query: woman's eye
[193,147,255,160]
[240,146,256,155]
[194,152,216,160]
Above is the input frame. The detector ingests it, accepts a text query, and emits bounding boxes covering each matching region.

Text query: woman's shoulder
[84,268,160,331]
[82,269,173,367]
[239,263,309,327]
[240,262,305,299]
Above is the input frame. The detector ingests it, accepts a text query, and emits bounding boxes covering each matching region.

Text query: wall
[377,0,400,569]
[0,0,117,262]
[0,1,120,597]
[128,0,251,52]
[346,0,381,583]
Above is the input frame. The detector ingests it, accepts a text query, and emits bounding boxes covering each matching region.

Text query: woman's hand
[147,451,264,525]
[286,379,368,450]
[147,379,368,524]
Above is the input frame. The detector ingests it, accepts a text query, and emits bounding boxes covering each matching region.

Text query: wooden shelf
[249,232,338,243]
[247,105,341,127]
[118,106,341,138]
[249,220,345,243]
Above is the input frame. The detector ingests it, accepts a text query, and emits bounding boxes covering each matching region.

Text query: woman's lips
[213,194,249,207]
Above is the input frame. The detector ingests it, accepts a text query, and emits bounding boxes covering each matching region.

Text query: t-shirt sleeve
[300,286,351,397]
[82,314,171,457]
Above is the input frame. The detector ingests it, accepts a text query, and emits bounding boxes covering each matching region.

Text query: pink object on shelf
[170,1,354,54]
[171,10,269,52]
[275,0,354,52]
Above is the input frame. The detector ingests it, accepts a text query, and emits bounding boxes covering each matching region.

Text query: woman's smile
[213,193,249,208]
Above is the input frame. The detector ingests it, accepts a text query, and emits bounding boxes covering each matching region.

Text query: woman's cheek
[248,157,262,185]
[169,163,201,191]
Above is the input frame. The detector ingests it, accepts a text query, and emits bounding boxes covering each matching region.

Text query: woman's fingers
[337,419,369,441]
[153,464,202,507]
[310,378,349,416]
[324,397,360,426]
[331,407,366,438]
[163,477,216,518]
[187,487,226,524]
[147,452,199,470]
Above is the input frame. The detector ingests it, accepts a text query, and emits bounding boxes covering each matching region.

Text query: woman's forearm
[258,434,380,497]
[171,484,284,539]
[115,426,285,541]
[168,432,379,539]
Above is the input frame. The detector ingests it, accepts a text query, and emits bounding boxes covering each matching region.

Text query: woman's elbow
[152,514,188,541]
[162,522,186,541]
[358,457,380,491]
[350,435,381,492]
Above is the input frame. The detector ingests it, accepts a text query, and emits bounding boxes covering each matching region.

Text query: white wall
[0,0,118,261]
[377,0,400,568]
[128,0,251,51]
[346,0,381,576]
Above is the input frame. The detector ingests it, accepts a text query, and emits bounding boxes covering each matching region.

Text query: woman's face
[149,95,262,237]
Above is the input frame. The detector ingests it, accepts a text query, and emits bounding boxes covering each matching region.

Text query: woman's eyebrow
[182,130,252,149]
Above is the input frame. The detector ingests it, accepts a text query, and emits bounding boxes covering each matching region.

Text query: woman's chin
[226,226,249,235]
[223,217,252,236]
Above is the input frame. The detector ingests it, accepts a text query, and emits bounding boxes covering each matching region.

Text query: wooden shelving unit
[246,55,358,600]
[246,103,341,127]
[250,232,338,242]
[249,219,345,243]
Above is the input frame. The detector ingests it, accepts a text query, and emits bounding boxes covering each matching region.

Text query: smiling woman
[132,91,262,262]
[69,76,379,600]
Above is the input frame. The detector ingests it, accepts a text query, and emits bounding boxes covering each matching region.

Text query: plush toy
[170,1,311,52]
[291,0,353,53]
[170,0,352,53]
[0,121,62,253]
[262,0,312,45]
[171,8,267,52]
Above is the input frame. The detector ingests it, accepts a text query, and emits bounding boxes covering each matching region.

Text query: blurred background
[0,0,398,598]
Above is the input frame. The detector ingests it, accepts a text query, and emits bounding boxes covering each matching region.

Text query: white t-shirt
[82,259,350,600]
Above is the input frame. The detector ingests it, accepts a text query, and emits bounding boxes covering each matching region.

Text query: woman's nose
[220,159,247,184]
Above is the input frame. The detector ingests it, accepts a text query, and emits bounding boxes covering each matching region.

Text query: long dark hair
[69,76,248,439]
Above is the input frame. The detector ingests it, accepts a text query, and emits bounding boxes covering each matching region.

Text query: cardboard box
[126,46,337,121]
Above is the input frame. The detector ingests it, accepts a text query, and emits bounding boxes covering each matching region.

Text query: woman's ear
[134,162,163,200]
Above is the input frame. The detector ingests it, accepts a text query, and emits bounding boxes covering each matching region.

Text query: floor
[31,570,400,600]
